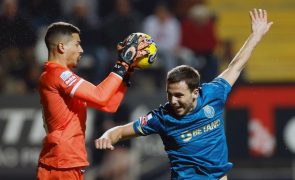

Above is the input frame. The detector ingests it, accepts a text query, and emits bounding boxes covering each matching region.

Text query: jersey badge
[60,70,77,86]
[60,70,72,81]
[203,105,215,118]
[140,113,153,126]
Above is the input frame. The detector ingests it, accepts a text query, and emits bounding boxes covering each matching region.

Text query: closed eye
[76,41,81,47]
[167,92,183,99]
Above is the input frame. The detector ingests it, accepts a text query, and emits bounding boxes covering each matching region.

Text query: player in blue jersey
[95,9,273,179]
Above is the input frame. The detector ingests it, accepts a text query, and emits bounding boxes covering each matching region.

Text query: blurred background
[0,0,294,179]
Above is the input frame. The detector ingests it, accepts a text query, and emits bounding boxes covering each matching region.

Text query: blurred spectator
[140,1,180,90]
[0,0,36,51]
[101,0,142,51]
[174,0,205,19]
[97,0,115,19]
[34,26,48,66]
[180,4,219,82]
[142,1,181,73]
[65,1,99,47]
[19,0,62,27]
[61,0,98,25]
[0,48,26,94]
[133,0,176,17]
[65,0,102,83]
[100,0,143,82]
[0,0,38,94]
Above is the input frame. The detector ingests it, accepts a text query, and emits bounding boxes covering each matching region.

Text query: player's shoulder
[201,77,231,91]
[42,62,65,75]
[144,103,177,121]
[200,77,232,102]
[40,64,73,86]
[156,102,175,117]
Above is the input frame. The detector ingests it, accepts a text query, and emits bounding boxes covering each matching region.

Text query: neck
[190,99,197,112]
[48,54,67,68]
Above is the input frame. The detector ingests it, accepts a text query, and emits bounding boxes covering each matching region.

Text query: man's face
[64,33,83,69]
[167,81,198,116]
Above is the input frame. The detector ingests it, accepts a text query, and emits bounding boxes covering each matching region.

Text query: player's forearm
[75,73,123,106]
[93,73,123,105]
[228,33,262,73]
[104,123,137,144]
[219,33,263,85]
[102,126,124,145]
[87,84,127,112]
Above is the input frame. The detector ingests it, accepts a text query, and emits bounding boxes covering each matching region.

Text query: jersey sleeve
[57,70,124,108]
[56,69,83,95]
[87,83,127,112]
[133,112,160,136]
[204,77,232,103]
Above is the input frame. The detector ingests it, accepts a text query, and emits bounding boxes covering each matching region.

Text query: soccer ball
[135,33,158,69]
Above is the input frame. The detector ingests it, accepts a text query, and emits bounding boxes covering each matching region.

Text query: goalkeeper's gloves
[112,33,149,80]
[122,68,134,87]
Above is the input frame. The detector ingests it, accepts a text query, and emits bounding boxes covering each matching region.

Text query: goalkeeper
[36,22,150,180]
[95,9,272,179]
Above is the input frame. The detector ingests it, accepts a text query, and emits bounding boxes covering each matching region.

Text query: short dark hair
[167,65,200,91]
[45,22,80,50]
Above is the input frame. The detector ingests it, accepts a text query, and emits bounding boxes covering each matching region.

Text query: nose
[171,96,178,105]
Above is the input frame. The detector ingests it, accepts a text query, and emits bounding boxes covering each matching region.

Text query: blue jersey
[133,78,233,179]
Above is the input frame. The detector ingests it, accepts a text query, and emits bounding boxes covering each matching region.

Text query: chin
[68,65,76,70]
[174,110,184,116]
[72,62,78,68]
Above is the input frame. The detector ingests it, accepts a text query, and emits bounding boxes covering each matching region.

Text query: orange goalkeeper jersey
[38,61,126,168]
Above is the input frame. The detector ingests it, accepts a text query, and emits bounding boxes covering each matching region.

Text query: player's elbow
[108,107,119,113]
[104,107,118,113]
[92,96,109,106]
[100,106,119,113]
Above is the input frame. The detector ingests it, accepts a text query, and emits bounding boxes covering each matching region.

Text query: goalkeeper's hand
[112,33,150,78]
[118,33,150,65]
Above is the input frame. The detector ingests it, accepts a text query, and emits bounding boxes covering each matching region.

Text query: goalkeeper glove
[112,33,149,79]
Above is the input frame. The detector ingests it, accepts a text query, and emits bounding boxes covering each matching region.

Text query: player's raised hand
[94,137,114,150]
[249,9,273,38]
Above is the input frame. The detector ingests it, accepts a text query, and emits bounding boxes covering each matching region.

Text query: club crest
[203,105,215,118]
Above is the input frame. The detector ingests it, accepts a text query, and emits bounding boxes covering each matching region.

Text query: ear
[57,42,65,54]
[192,88,199,99]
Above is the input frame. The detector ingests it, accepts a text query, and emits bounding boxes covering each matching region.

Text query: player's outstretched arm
[219,9,273,86]
[94,122,138,150]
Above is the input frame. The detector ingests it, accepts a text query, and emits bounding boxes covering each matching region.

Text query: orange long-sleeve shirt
[38,61,127,168]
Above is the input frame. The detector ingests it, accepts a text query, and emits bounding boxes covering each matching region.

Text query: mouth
[77,55,82,62]
[173,106,182,112]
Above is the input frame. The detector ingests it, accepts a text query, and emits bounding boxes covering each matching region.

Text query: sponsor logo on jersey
[203,105,215,118]
[60,71,72,81]
[60,70,77,86]
[181,131,192,142]
[180,119,221,142]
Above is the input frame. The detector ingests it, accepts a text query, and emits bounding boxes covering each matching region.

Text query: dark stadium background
[0,0,295,179]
